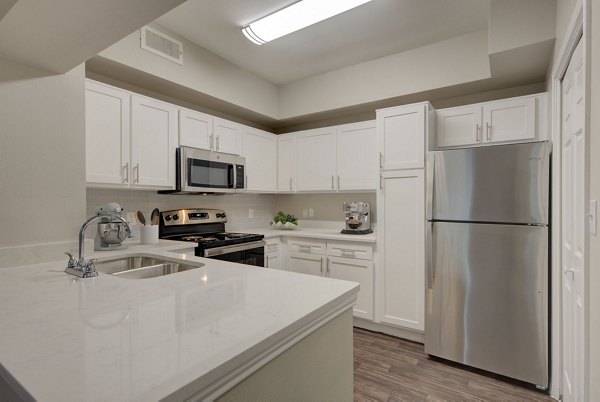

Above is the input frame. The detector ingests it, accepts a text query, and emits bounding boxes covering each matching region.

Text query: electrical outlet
[248,209,254,219]
[308,208,314,217]
[303,209,308,218]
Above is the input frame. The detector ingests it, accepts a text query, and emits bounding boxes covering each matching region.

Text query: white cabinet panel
[376,169,425,331]
[243,127,277,192]
[179,108,213,150]
[131,95,178,189]
[287,252,324,276]
[483,97,536,143]
[436,105,482,148]
[327,242,373,260]
[377,104,426,170]
[286,238,327,255]
[265,251,281,269]
[296,128,337,191]
[277,134,296,192]
[336,121,377,190]
[214,117,242,155]
[327,257,373,320]
[85,81,131,187]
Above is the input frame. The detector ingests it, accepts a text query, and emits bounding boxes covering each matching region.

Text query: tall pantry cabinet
[376,102,431,334]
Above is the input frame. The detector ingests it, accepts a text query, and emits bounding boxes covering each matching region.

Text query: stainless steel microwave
[159,146,245,195]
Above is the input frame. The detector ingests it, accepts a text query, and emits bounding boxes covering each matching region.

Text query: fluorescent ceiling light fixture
[242,0,373,45]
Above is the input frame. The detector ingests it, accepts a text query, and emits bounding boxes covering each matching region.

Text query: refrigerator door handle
[426,153,435,221]
[426,221,434,289]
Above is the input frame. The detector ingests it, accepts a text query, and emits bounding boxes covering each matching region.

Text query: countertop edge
[159,289,358,402]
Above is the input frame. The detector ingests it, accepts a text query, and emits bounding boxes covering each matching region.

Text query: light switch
[308,208,314,217]
[590,200,597,236]
[303,209,308,218]
[248,209,254,219]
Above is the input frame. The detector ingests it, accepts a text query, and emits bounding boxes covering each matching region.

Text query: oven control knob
[173,214,179,221]
[221,213,226,218]
[165,215,172,222]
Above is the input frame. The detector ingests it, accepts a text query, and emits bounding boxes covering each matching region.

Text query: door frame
[549,0,590,399]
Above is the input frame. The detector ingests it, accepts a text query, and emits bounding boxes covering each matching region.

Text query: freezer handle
[426,153,435,220]
[426,221,434,290]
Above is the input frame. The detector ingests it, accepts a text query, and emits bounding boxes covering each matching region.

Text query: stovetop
[173,232,265,249]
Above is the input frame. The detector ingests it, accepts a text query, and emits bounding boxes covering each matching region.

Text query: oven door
[179,146,243,193]
[203,241,266,267]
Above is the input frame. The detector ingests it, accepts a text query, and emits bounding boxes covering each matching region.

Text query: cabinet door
[277,134,296,192]
[337,121,377,190]
[265,251,281,269]
[327,257,374,320]
[131,95,178,188]
[179,108,213,150]
[483,97,536,143]
[287,252,325,276]
[85,81,130,186]
[214,117,242,155]
[436,105,482,148]
[377,104,425,170]
[296,128,337,191]
[243,127,277,192]
[376,169,425,331]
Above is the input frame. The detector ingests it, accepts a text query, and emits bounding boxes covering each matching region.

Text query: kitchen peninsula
[0,242,358,401]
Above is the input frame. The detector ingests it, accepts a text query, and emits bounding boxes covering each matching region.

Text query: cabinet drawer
[287,238,327,255]
[265,238,280,253]
[327,242,373,260]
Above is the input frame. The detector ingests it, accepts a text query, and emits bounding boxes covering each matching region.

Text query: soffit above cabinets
[155,0,490,85]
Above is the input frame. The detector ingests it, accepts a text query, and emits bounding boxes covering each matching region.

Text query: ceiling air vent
[140,26,183,65]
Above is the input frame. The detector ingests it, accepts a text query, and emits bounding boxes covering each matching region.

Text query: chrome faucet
[65,214,132,278]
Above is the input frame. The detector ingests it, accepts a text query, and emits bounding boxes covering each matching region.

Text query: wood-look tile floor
[353,328,554,401]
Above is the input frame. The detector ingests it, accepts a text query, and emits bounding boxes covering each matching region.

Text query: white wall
[275,193,376,223]
[0,59,86,264]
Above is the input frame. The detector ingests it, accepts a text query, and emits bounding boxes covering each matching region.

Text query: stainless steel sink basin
[95,256,204,279]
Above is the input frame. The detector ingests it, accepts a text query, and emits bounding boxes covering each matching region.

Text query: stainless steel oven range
[158,208,265,267]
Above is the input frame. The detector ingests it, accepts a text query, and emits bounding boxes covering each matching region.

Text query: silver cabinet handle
[216,135,220,151]
[122,163,129,183]
[298,245,311,252]
[289,177,292,191]
[380,174,384,190]
[486,122,491,141]
[337,175,340,189]
[246,175,248,188]
[326,257,330,274]
[320,257,324,274]
[331,175,334,189]
[265,255,269,268]
[379,152,383,169]
[476,124,481,142]
[134,163,140,183]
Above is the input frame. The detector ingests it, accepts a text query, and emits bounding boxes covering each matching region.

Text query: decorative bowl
[271,221,299,230]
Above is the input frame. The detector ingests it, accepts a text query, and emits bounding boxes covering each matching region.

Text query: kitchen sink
[95,256,204,279]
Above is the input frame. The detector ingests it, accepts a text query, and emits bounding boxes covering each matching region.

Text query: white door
[277,134,296,192]
[85,81,131,186]
[483,97,536,143]
[287,252,324,276]
[243,128,277,192]
[377,104,425,170]
[376,169,425,330]
[436,105,482,148]
[131,95,178,188]
[213,117,242,155]
[296,128,337,191]
[327,257,374,320]
[336,121,377,191]
[561,37,585,402]
[179,108,213,150]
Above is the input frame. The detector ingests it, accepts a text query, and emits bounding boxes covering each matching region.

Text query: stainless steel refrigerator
[425,142,550,388]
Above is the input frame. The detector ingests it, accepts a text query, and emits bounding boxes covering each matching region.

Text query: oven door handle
[204,240,266,257]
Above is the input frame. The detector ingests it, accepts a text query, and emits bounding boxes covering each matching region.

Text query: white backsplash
[86,188,277,233]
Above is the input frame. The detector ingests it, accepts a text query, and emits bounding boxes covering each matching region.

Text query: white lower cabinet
[264,238,281,269]
[287,252,325,276]
[327,257,373,320]
[376,169,425,331]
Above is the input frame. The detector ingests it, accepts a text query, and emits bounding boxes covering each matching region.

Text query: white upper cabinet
[213,117,243,155]
[243,127,277,192]
[377,103,428,170]
[436,105,483,147]
[85,81,130,187]
[336,121,377,191]
[296,127,337,192]
[435,93,546,149]
[277,133,296,192]
[179,108,213,150]
[130,95,178,188]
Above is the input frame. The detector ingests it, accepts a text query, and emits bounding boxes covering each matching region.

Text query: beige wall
[0,59,86,249]
[275,193,376,223]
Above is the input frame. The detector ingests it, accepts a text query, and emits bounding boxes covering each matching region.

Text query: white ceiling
[156,0,491,85]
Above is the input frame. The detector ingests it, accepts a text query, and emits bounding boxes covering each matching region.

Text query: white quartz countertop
[0,241,358,401]
[254,227,376,243]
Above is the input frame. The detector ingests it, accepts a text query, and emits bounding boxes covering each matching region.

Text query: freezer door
[425,222,548,387]
[431,142,550,224]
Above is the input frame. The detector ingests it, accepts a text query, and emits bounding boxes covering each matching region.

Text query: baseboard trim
[353,317,424,343]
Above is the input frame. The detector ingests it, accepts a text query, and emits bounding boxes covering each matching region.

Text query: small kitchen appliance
[94,202,130,251]
[341,201,373,234]
[159,208,266,266]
